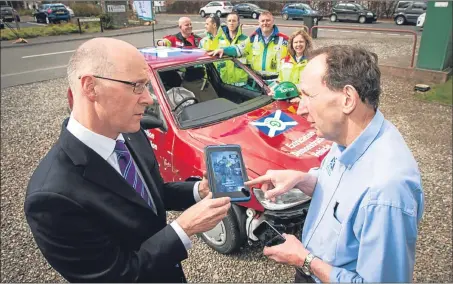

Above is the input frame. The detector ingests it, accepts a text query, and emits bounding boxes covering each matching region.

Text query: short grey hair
[66,41,114,92]
[309,45,381,111]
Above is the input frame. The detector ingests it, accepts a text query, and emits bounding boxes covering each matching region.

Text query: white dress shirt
[66,115,201,251]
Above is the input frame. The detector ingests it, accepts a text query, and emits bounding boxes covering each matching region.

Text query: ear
[342,85,358,115]
[80,75,97,102]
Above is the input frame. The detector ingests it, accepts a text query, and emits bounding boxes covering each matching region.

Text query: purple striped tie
[115,140,153,209]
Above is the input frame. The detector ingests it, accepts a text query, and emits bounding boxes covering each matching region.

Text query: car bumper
[262,201,310,234]
[48,14,70,20]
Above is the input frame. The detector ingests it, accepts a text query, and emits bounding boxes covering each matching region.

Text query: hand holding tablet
[204,145,251,202]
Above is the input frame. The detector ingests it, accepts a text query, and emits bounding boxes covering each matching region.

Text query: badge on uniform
[326,157,336,176]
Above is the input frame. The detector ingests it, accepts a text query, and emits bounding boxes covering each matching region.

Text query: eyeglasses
[78,75,151,94]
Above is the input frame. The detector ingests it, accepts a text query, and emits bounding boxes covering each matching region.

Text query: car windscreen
[157,58,272,129]
[300,4,312,10]
[249,4,259,9]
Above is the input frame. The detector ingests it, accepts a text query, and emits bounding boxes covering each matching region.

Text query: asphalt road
[1,13,420,89]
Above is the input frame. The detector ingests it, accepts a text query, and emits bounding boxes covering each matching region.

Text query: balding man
[24,38,230,283]
[157,17,201,47]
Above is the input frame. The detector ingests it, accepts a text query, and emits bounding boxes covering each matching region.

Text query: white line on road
[25,21,46,26]
[371,32,383,35]
[388,33,400,36]
[1,65,67,77]
[22,50,75,59]
[340,30,352,33]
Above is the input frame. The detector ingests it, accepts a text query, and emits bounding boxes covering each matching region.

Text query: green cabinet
[416,1,452,71]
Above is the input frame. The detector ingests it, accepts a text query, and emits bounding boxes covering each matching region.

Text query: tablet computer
[204,145,251,202]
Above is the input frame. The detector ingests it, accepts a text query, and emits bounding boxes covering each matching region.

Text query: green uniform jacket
[216,24,249,85]
[222,25,289,78]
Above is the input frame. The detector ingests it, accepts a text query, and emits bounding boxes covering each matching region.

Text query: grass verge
[415,77,452,106]
[0,22,104,41]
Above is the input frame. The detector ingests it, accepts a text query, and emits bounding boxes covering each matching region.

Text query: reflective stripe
[275,36,284,71]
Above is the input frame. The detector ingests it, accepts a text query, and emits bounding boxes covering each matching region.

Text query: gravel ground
[1,38,451,282]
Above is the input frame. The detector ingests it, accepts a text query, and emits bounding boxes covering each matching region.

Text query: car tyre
[199,208,242,254]
[216,10,222,18]
[252,12,258,19]
[283,13,289,20]
[395,15,405,25]
[330,14,337,22]
[200,10,205,17]
[358,16,366,24]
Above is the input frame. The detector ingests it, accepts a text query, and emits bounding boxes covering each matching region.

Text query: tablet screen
[209,151,245,194]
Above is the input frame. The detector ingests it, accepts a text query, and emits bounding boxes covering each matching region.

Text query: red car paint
[140,47,332,212]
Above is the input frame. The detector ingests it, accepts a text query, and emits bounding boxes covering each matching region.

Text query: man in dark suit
[24,37,231,283]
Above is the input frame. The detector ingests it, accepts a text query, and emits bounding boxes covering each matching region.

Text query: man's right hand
[176,193,230,237]
[207,49,224,58]
[244,170,317,201]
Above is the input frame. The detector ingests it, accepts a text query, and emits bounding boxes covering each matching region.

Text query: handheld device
[204,145,251,202]
[253,221,286,247]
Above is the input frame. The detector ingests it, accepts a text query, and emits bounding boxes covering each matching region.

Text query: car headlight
[253,188,311,210]
[367,12,373,16]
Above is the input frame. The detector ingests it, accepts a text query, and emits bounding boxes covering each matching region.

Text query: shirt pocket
[319,204,343,263]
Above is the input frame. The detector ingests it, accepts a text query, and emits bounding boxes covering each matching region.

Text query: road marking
[371,32,383,35]
[340,30,352,33]
[356,31,367,33]
[388,33,400,36]
[25,21,46,26]
[22,50,75,59]
[1,65,67,77]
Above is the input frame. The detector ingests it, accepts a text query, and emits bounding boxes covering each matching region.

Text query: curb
[0,24,178,49]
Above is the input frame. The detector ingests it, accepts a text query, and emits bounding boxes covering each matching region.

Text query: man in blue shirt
[245,45,424,283]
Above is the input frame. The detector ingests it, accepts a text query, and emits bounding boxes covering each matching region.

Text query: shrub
[70,3,102,17]
[17,9,33,16]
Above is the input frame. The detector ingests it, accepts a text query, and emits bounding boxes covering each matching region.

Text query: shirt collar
[66,114,124,161]
[336,109,385,168]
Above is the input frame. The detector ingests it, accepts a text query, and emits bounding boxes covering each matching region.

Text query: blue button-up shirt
[302,110,424,282]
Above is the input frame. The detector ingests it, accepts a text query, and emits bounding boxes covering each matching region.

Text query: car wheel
[252,12,258,19]
[199,208,242,254]
[395,15,405,25]
[358,16,366,24]
[283,13,289,20]
[216,10,222,18]
[330,14,337,22]
[200,10,205,17]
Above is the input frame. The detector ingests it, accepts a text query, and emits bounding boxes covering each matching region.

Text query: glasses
[79,75,151,94]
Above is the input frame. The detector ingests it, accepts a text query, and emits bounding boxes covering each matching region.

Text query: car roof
[139,47,214,69]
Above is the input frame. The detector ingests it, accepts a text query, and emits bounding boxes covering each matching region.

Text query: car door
[345,4,358,21]
[408,2,426,23]
[204,2,214,14]
[286,4,296,18]
[237,4,246,17]
[143,82,175,182]
[334,4,346,20]
[296,4,307,19]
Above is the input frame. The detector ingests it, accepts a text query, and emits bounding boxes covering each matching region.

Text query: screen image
[210,151,245,193]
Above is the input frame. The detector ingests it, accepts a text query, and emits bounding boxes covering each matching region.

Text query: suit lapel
[60,120,155,211]
[123,132,165,216]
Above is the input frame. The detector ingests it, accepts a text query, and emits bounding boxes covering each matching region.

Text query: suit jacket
[24,119,197,283]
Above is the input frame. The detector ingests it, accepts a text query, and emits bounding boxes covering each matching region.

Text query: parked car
[232,3,265,19]
[0,5,20,22]
[281,3,323,21]
[199,1,233,18]
[416,12,425,29]
[330,2,377,23]
[33,3,70,24]
[65,5,75,17]
[393,1,427,25]
[74,46,329,254]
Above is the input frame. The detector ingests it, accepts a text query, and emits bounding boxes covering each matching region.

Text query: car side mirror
[141,116,164,130]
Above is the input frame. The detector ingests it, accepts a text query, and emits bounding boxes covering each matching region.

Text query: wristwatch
[301,252,316,276]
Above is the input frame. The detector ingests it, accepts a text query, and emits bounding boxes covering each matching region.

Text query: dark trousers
[295,268,315,283]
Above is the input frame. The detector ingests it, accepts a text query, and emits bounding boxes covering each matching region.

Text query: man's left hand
[198,171,210,199]
[264,234,309,267]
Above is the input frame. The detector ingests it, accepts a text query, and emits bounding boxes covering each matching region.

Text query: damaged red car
[70,47,332,254]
